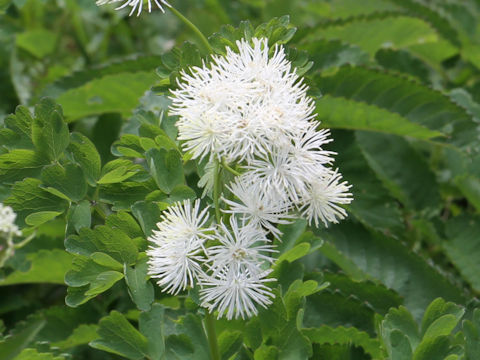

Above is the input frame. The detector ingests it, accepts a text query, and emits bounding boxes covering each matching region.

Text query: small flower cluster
[0,203,21,239]
[148,38,353,319]
[96,0,170,16]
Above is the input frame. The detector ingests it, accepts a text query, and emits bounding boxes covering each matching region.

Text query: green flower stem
[221,158,241,176]
[213,159,222,224]
[168,6,213,53]
[205,312,221,360]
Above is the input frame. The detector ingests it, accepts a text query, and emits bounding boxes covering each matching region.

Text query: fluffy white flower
[96,0,170,16]
[300,170,353,227]
[222,177,293,237]
[200,266,275,320]
[206,217,276,277]
[170,38,315,162]
[0,204,21,238]
[147,199,213,294]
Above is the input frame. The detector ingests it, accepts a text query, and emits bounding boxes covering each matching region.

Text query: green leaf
[307,15,456,62]
[98,165,140,184]
[41,163,87,202]
[56,72,159,121]
[444,216,480,292]
[16,29,57,59]
[90,252,123,271]
[303,326,383,359]
[0,249,73,285]
[84,271,125,296]
[66,200,91,235]
[254,345,279,360]
[388,330,413,360]
[131,201,165,238]
[276,243,310,265]
[99,181,158,210]
[146,148,185,194]
[455,175,480,212]
[3,105,34,149]
[166,314,210,360]
[0,150,47,184]
[412,336,451,360]
[329,130,405,236]
[105,211,144,239]
[322,272,403,315]
[316,95,443,140]
[316,66,477,150]
[463,309,480,360]
[25,211,62,226]
[67,132,101,186]
[90,311,148,360]
[218,331,242,360]
[51,324,99,350]
[13,349,66,360]
[124,256,154,311]
[31,98,69,161]
[0,317,45,360]
[356,132,441,211]
[316,222,465,320]
[420,298,464,338]
[139,304,165,360]
[65,225,138,264]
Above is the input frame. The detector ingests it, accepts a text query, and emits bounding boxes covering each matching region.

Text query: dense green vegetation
[1,0,480,359]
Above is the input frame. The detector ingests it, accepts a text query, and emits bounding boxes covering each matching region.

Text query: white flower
[206,217,276,277]
[241,149,309,204]
[146,199,213,294]
[200,266,275,320]
[299,170,353,227]
[96,0,170,16]
[223,177,293,238]
[170,38,315,162]
[0,204,21,238]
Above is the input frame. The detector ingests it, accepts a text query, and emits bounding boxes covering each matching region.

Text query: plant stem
[168,6,213,53]
[221,158,241,176]
[213,159,222,223]
[204,312,221,360]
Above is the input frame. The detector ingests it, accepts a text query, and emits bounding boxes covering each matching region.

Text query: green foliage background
[1,0,480,359]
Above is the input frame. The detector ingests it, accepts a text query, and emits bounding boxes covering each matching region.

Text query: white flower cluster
[171,38,353,228]
[0,203,21,238]
[96,0,170,16]
[148,38,353,320]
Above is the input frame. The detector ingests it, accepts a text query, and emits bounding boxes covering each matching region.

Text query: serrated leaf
[356,131,441,211]
[124,256,154,311]
[316,95,443,140]
[0,317,45,360]
[67,132,101,186]
[218,331,243,360]
[99,180,158,210]
[90,311,148,360]
[0,150,47,184]
[444,216,480,292]
[323,272,403,315]
[65,225,138,265]
[303,326,383,359]
[105,211,144,239]
[307,15,456,62]
[412,336,451,360]
[41,163,87,202]
[3,105,34,149]
[31,98,69,161]
[56,72,159,121]
[316,66,477,150]
[276,243,310,265]
[0,249,73,285]
[146,148,184,194]
[316,222,464,320]
[463,309,480,360]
